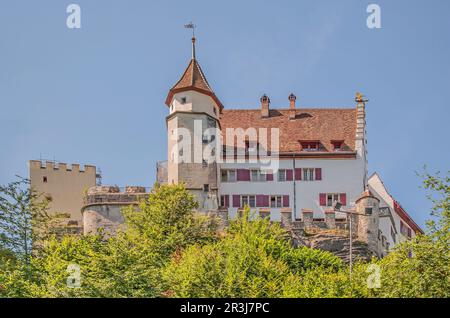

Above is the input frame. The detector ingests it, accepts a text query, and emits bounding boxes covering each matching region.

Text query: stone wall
[82,186,148,236]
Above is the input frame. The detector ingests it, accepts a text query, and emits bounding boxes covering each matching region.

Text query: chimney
[260,94,270,118]
[288,93,297,120]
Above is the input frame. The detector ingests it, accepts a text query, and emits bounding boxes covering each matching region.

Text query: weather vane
[184,21,196,37]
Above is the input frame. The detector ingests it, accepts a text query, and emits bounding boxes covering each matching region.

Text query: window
[400,221,411,238]
[378,229,382,240]
[180,97,187,104]
[300,141,319,151]
[220,195,226,207]
[391,227,396,243]
[303,168,314,181]
[241,195,256,208]
[365,207,373,215]
[270,195,282,208]
[278,169,286,182]
[213,107,216,115]
[326,193,340,207]
[207,117,216,128]
[202,159,207,167]
[332,141,343,151]
[43,176,48,183]
[221,169,236,182]
[250,169,266,182]
[203,184,209,192]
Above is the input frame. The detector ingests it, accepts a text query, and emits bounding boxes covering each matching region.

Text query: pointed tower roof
[165,37,223,111]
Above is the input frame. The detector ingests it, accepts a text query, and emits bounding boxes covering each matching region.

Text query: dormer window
[331,140,344,151]
[180,97,187,104]
[300,141,319,151]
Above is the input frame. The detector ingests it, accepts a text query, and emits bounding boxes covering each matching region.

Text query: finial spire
[184,22,197,60]
[191,37,196,60]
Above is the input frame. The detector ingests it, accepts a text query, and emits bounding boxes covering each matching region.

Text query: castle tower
[29,160,97,223]
[165,36,223,212]
[355,189,380,257]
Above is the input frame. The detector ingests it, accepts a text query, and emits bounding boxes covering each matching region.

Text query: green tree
[1,183,217,298]
[163,207,344,297]
[0,177,53,263]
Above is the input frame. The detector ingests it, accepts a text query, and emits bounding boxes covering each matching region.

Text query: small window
[326,193,340,207]
[43,176,48,183]
[241,195,256,208]
[203,184,209,192]
[228,170,236,182]
[180,97,187,104]
[300,141,319,151]
[332,141,343,151]
[207,117,216,128]
[250,169,266,182]
[278,169,286,182]
[213,107,216,115]
[365,207,373,215]
[221,170,228,182]
[270,195,282,208]
[202,160,208,167]
[303,168,315,181]
[221,169,236,183]
[400,221,410,237]
[220,195,226,207]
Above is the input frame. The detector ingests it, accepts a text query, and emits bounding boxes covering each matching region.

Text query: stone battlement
[83,185,148,207]
[30,160,96,174]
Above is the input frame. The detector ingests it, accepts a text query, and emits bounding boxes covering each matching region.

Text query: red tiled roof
[394,200,424,234]
[165,59,223,110]
[219,108,357,153]
[355,189,379,203]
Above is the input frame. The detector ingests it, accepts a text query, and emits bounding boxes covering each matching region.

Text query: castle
[29,36,423,258]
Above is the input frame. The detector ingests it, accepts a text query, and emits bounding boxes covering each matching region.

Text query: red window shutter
[237,169,244,181]
[237,169,250,181]
[340,193,346,206]
[283,195,289,207]
[286,169,293,181]
[263,195,269,207]
[295,168,302,180]
[319,193,326,206]
[266,172,273,181]
[232,195,240,207]
[315,168,322,180]
[256,195,265,207]
[224,195,230,207]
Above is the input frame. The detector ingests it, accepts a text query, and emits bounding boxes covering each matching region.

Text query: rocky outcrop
[290,230,376,263]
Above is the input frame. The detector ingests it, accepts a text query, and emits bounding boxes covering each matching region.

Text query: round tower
[164,36,223,213]
[355,189,380,257]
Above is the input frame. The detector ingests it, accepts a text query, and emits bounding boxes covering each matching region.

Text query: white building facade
[163,36,422,253]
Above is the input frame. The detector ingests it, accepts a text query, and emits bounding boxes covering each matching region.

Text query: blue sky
[1,0,449,228]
